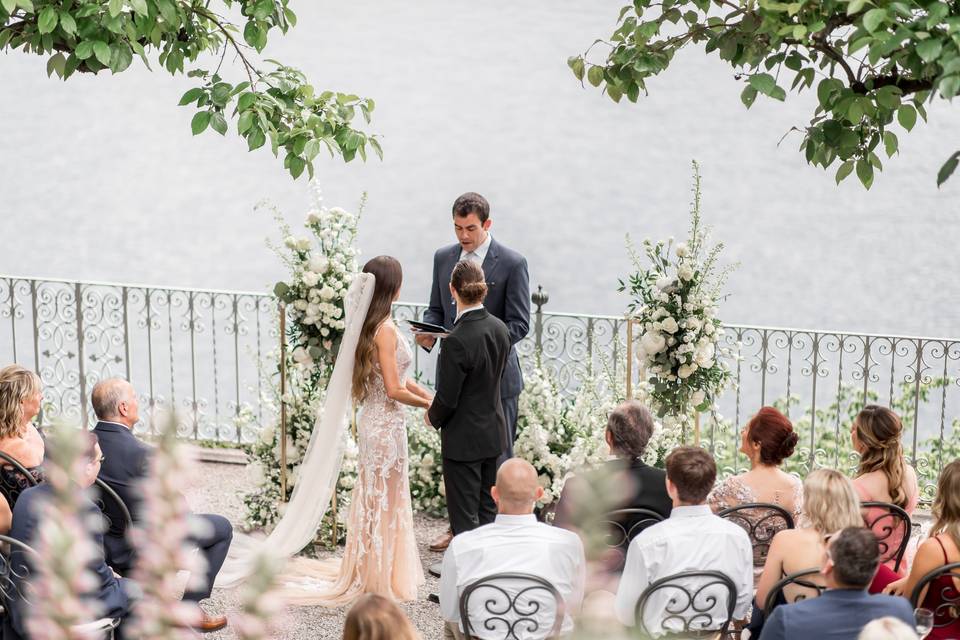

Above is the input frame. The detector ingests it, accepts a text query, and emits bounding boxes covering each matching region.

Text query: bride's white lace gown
[280,327,425,605]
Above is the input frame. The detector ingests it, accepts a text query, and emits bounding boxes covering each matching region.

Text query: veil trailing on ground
[214,272,375,588]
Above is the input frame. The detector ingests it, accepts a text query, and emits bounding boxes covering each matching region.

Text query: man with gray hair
[91,378,231,632]
[438,458,585,639]
[553,400,672,549]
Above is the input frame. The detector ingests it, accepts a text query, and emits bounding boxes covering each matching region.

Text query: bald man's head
[91,378,139,428]
[492,458,543,515]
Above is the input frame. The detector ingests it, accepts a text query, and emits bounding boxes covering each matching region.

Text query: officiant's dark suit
[424,237,530,459]
[428,308,511,535]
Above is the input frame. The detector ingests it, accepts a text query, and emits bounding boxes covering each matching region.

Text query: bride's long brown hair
[352,256,403,404]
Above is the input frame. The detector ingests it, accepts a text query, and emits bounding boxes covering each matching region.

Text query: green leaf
[939,75,960,99]
[14,0,32,12]
[75,40,94,60]
[937,151,960,188]
[108,0,123,18]
[289,155,305,179]
[883,131,898,157]
[191,111,211,135]
[236,91,257,111]
[210,111,228,135]
[178,88,204,106]
[110,43,133,73]
[847,0,868,14]
[58,11,77,35]
[835,160,855,184]
[0,0,14,13]
[749,72,778,97]
[46,52,65,78]
[862,8,887,32]
[273,281,290,298]
[916,38,943,62]
[567,56,585,81]
[92,41,111,66]
[897,104,917,131]
[587,65,604,87]
[237,110,255,133]
[369,137,383,160]
[129,0,147,16]
[37,6,58,34]
[856,158,874,188]
[247,126,266,151]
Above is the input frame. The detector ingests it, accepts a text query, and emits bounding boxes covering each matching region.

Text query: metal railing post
[531,285,549,368]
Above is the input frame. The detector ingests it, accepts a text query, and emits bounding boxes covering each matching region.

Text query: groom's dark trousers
[428,308,511,535]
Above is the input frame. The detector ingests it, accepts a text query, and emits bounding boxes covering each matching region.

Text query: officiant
[416,192,530,551]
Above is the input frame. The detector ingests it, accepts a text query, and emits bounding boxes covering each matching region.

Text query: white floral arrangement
[619,161,734,436]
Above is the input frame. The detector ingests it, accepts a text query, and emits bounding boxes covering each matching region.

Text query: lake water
[2,0,959,337]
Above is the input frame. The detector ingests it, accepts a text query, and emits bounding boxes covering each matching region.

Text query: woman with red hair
[708,406,802,582]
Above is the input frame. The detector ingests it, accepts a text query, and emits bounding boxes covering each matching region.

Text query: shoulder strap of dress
[933,535,949,563]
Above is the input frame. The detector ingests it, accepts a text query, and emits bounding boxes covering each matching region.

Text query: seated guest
[91,378,231,632]
[708,407,802,582]
[851,405,919,574]
[553,400,672,561]
[758,527,914,640]
[0,364,47,531]
[751,469,899,637]
[615,446,753,635]
[439,458,585,639]
[883,459,960,639]
[343,594,421,640]
[858,617,919,640]
[6,432,135,640]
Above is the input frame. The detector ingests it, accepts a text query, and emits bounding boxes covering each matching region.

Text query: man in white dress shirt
[439,458,585,639]
[615,446,753,636]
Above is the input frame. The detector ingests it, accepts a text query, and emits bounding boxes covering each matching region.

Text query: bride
[217,255,430,604]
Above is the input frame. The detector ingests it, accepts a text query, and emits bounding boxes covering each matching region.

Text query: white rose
[704,322,715,335]
[656,276,674,291]
[640,331,666,355]
[661,317,679,334]
[306,303,319,317]
[283,236,297,249]
[321,327,330,337]
[259,425,275,445]
[691,389,706,407]
[320,286,335,301]
[301,271,320,287]
[306,212,321,225]
[678,263,695,281]
[307,255,328,273]
[293,299,308,311]
[675,242,690,258]
[678,363,698,379]
[685,317,702,332]
[295,237,311,252]
[694,342,716,366]
[291,346,312,365]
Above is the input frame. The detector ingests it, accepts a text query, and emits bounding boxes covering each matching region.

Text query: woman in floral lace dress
[282,256,431,605]
[708,406,803,583]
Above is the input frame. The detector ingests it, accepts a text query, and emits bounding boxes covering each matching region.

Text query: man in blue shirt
[759,526,914,640]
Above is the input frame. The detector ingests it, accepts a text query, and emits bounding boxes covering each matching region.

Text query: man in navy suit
[6,432,136,640]
[90,378,231,632]
[418,192,530,551]
[759,527,914,640]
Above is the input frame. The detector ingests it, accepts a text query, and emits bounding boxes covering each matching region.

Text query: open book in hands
[405,319,450,338]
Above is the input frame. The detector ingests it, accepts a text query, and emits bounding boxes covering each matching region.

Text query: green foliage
[571,0,960,187]
[1,0,380,178]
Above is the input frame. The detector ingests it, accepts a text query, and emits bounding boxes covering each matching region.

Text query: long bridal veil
[214,272,375,588]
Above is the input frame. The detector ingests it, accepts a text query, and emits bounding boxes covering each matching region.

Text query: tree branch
[190,6,258,86]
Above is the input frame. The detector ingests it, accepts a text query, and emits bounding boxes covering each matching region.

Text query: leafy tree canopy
[570,0,960,188]
[1,0,380,179]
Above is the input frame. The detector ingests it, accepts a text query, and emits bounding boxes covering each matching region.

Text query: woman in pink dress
[850,405,919,575]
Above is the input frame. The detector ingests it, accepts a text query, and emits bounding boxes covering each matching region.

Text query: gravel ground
[183,460,447,640]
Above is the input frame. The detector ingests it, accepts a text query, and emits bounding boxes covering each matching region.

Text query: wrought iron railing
[2,276,958,498]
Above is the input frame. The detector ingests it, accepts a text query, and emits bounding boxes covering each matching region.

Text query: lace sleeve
[708,476,742,512]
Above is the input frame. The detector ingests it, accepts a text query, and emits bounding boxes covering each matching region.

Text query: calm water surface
[2,0,959,337]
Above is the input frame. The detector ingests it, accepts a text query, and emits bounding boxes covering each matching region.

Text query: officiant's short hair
[452,192,490,222]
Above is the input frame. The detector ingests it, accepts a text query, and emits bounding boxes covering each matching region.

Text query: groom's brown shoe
[429,528,453,552]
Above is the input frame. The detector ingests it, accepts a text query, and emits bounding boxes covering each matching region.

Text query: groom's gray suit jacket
[424,238,530,399]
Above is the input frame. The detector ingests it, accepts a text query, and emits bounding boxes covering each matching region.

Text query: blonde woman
[884,459,960,639]
[0,365,46,531]
[342,594,421,640]
[851,405,919,574]
[747,469,900,636]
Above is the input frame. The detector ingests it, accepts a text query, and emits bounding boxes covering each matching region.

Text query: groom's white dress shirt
[460,233,492,265]
[614,504,753,635]
[439,513,585,638]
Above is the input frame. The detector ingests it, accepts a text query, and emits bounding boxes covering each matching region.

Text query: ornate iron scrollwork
[635,569,737,638]
[459,572,564,640]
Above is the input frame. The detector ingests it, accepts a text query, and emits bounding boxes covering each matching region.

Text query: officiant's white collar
[455,304,485,323]
[459,232,492,263]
